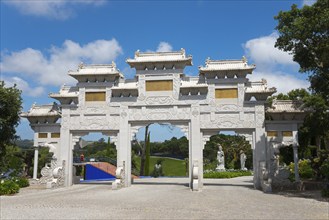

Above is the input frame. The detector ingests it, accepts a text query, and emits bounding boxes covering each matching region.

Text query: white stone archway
[22,49,309,192]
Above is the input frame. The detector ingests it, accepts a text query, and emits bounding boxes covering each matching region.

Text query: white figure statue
[216,144,225,171]
[240,150,247,171]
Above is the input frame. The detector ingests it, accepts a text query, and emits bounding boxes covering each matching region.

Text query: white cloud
[1,39,123,86]
[244,33,309,94]
[244,32,298,70]
[3,76,45,97]
[4,0,105,20]
[249,71,309,94]
[302,0,316,6]
[156,42,173,52]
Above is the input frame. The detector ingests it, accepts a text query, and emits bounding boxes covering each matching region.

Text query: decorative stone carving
[173,74,180,99]
[84,106,107,115]
[259,161,272,193]
[80,116,108,130]
[191,106,199,117]
[238,83,244,105]
[192,160,199,191]
[61,115,70,130]
[255,105,265,128]
[39,159,65,188]
[121,110,128,118]
[240,150,247,170]
[112,161,125,190]
[216,144,225,171]
[147,111,172,120]
[78,88,85,106]
[145,96,174,105]
[216,104,238,112]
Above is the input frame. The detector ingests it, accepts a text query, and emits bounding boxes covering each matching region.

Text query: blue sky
[0,0,315,141]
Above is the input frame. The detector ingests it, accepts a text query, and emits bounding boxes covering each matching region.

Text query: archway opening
[131,123,189,186]
[203,131,253,184]
[73,132,117,184]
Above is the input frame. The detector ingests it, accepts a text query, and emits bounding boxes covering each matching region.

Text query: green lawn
[133,156,187,177]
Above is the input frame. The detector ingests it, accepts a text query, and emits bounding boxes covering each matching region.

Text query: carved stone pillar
[190,105,202,191]
[115,106,131,188]
[254,104,267,190]
[33,146,39,179]
[293,144,300,182]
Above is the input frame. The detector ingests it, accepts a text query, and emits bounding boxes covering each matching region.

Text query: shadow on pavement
[204,182,255,189]
[272,190,329,202]
[133,181,190,187]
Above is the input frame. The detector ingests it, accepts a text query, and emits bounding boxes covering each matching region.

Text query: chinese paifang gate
[21,49,309,192]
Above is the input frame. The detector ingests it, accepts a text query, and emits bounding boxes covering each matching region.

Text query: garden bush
[13,177,30,188]
[0,180,20,195]
[321,189,329,198]
[204,170,252,179]
[289,159,314,181]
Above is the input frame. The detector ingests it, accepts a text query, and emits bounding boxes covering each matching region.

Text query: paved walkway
[1,176,328,219]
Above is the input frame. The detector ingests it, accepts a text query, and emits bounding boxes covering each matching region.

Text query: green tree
[1,145,24,175]
[203,134,252,170]
[270,89,329,156]
[144,131,150,176]
[0,81,22,173]
[275,0,329,101]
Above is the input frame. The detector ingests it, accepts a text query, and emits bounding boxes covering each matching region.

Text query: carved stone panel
[200,113,255,129]
[215,104,239,112]
[255,105,265,128]
[145,96,174,105]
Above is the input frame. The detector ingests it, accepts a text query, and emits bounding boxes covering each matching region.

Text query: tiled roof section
[199,57,255,72]
[111,81,138,90]
[49,85,79,98]
[180,78,208,88]
[126,48,192,64]
[21,103,60,117]
[68,62,123,77]
[267,100,310,113]
[245,79,277,94]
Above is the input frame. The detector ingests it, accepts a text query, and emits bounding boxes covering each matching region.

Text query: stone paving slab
[1,176,328,219]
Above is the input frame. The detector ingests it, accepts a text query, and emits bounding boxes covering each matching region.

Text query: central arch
[129,120,194,187]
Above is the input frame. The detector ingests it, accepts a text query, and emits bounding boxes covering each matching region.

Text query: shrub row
[204,170,252,179]
[288,159,314,181]
[0,177,30,196]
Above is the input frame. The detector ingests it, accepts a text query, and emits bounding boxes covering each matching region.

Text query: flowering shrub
[289,159,314,180]
[204,170,252,179]
[13,177,30,188]
[0,179,20,195]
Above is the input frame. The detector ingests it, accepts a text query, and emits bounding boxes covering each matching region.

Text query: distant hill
[14,139,33,149]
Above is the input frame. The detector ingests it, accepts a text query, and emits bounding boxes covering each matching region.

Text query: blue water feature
[85,164,116,180]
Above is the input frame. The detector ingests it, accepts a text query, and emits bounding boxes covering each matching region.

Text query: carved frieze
[80,116,107,129]
[147,110,173,120]
[200,113,255,129]
[145,96,174,105]
[215,104,239,112]
[84,106,107,115]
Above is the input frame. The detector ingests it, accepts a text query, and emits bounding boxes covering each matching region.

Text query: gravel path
[1,176,328,219]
